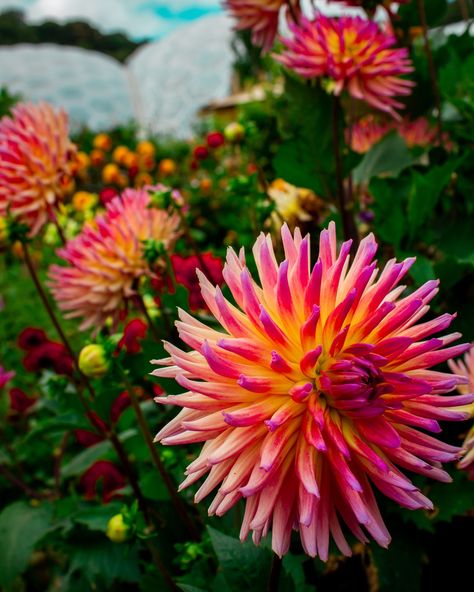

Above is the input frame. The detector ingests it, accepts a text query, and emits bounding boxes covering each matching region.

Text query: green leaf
[74,502,124,532]
[273,76,335,196]
[61,440,113,479]
[371,529,423,592]
[407,158,462,234]
[140,470,170,502]
[208,526,272,591]
[369,177,409,249]
[353,133,415,184]
[0,501,53,588]
[398,0,448,29]
[67,539,141,586]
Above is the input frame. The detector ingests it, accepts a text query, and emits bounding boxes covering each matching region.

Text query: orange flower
[93,133,112,152]
[0,102,76,236]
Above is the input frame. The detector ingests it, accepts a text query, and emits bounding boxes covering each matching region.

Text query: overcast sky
[0,1,366,40]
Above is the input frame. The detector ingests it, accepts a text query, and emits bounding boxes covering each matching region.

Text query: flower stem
[457,0,470,21]
[120,368,201,541]
[134,292,162,342]
[416,0,442,144]
[267,555,282,592]
[331,96,359,248]
[22,243,175,586]
[22,242,97,400]
[176,208,214,279]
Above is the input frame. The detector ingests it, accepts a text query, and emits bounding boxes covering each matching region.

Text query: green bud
[106,514,130,544]
[78,344,110,378]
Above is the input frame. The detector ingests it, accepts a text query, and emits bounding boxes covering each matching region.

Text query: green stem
[120,368,201,541]
[267,555,282,592]
[416,0,442,144]
[331,96,359,248]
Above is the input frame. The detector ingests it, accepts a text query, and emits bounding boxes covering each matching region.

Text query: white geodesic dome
[127,14,234,138]
[0,44,134,131]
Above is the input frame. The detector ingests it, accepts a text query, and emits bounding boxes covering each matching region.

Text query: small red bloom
[75,429,103,448]
[117,319,148,355]
[18,327,48,351]
[110,391,132,423]
[206,131,225,149]
[172,253,224,311]
[80,460,126,503]
[193,145,209,161]
[8,388,36,415]
[99,187,118,205]
[23,341,74,375]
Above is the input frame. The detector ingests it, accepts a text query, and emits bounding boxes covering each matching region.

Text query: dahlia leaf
[0,501,53,588]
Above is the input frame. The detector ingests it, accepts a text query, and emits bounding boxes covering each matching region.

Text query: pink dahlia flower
[448,346,474,478]
[277,15,414,118]
[153,223,472,558]
[224,0,301,53]
[49,188,180,332]
[0,102,76,236]
[347,115,392,154]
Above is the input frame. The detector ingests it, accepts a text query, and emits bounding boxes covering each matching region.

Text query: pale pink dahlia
[0,102,76,236]
[448,346,474,478]
[277,15,414,118]
[49,188,180,332]
[152,223,472,558]
[223,0,301,53]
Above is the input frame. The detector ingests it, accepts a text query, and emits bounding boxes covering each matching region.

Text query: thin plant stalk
[416,0,442,143]
[120,368,201,541]
[286,1,299,23]
[21,243,174,585]
[267,555,282,592]
[134,292,162,342]
[331,96,359,248]
[457,0,470,21]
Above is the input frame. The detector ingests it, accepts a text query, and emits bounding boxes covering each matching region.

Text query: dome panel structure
[0,44,134,131]
[128,14,234,138]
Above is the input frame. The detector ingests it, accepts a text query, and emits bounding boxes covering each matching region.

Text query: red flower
[80,460,126,503]
[8,388,36,415]
[206,131,225,149]
[99,187,118,205]
[172,253,224,311]
[18,327,48,351]
[75,429,103,448]
[110,391,131,423]
[193,145,209,161]
[117,319,148,354]
[23,341,73,375]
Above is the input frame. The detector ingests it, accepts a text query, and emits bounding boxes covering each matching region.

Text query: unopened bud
[78,344,109,378]
[106,514,130,543]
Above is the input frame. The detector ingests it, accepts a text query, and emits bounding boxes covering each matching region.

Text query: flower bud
[106,514,130,543]
[78,344,109,378]
[0,216,9,249]
[224,122,245,143]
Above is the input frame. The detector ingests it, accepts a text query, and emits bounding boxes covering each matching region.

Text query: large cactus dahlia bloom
[49,188,180,332]
[223,0,301,53]
[153,223,472,558]
[277,15,414,118]
[448,346,474,478]
[0,102,76,236]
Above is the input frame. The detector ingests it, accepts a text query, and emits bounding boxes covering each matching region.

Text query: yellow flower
[0,216,9,249]
[93,133,112,152]
[72,191,98,212]
[136,140,155,158]
[159,158,177,177]
[75,151,90,172]
[102,163,122,185]
[112,146,130,166]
